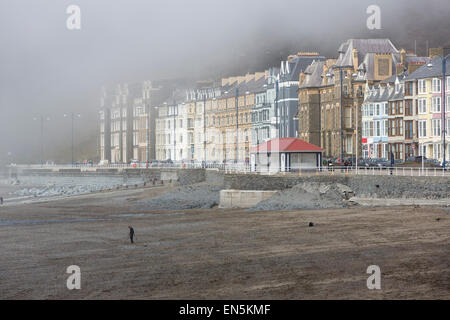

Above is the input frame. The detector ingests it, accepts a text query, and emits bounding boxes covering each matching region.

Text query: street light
[33,115,51,166]
[427,54,449,170]
[326,67,352,164]
[64,113,81,166]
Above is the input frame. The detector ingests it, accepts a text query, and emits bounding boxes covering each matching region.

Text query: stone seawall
[8,167,450,200]
[223,174,450,200]
[14,168,207,186]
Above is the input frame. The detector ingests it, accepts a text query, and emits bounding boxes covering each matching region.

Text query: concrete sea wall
[223,174,450,199]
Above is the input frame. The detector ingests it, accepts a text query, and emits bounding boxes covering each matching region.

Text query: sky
[0,0,449,164]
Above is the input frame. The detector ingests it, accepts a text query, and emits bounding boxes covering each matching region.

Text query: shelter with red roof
[250,138,323,172]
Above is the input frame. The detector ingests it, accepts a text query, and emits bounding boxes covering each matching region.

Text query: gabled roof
[300,60,325,88]
[250,138,323,153]
[280,55,326,82]
[404,56,450,81]
[336,39,399,67]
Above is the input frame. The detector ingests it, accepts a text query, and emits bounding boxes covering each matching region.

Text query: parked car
[98,159,109,166]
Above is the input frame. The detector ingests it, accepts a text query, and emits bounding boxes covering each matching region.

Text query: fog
[0,0,449,164]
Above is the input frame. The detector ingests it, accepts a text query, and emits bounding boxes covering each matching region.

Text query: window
[405,82,413,95]
[418,98,427,114]
[383,119,388,137]
[405,121,413,139]
[432,78,441,93]
[419,144,427,157]
[345,135,353,153]
[369,104,374,116]
[375,120,381,137]
[362,121,367,137]
[418,120,427,138]
[432,119,441,136]
[383,143,389,159]
[378,58,390,76]
[375,104,380,116]
[433,143,442,159]
[418,79,427,94]
[344,107,352,128]
[405,100,413,116]
[390,120,396,136]
[384,103,388,116]
[432,97,441,113]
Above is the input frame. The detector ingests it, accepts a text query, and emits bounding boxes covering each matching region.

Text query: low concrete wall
[219,189,278,208]
[224,174,450,200]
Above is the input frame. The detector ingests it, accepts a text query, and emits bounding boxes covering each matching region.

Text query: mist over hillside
[1,0,449,164]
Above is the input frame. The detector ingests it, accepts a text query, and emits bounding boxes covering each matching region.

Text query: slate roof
[300,60,325,88]
[280,55,325,82]
[381,71,408,84]
[336,39,399,67]
[404,56,450,81]
[218,76,267,99]
[364,85,394,103]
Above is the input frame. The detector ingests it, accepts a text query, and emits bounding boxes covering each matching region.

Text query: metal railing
[8,163,450,177]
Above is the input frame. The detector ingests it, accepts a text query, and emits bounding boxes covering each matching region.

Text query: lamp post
[153,106,159,160]
[235,87,239,164]
[172,99,177,162]
[203,94,207,166]
[351,73,360,173]
[326,66,350,163]
[33,115,50,166]
[427,54,449,170]
[146,104,150,167]
[64,113,81,166]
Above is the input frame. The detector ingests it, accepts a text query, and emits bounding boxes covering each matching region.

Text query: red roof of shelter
[250,138,323,153]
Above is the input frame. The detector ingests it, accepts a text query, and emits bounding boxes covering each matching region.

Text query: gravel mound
[138,183,222,210]
[249,182,354,211]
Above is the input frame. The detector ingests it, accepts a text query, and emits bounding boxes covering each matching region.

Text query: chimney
[299,72,306,85]
[429,47,443,59]
[255,72,265,80]
[297,52,319,57]
[400,48,406,67]
[352,48,358,72]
